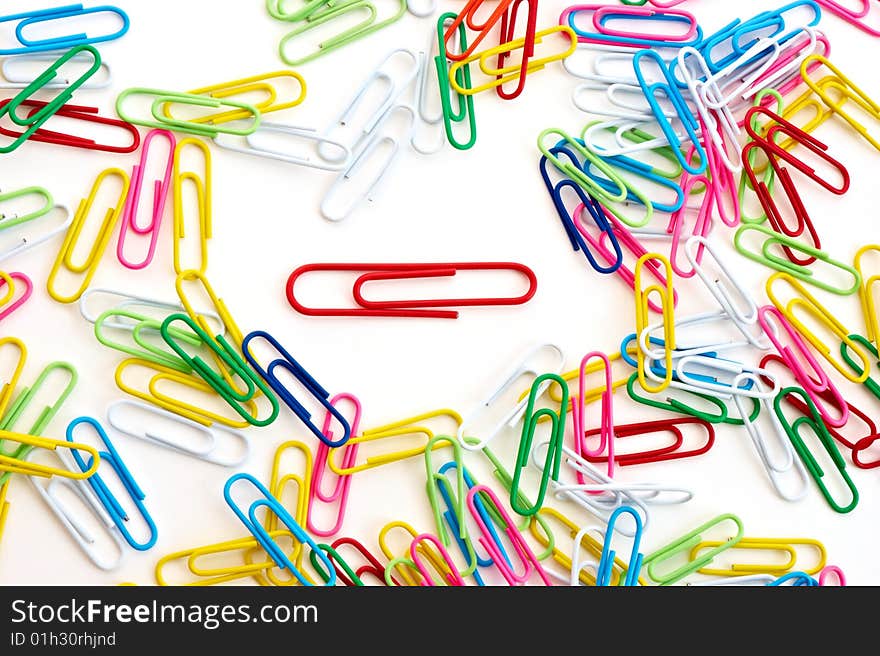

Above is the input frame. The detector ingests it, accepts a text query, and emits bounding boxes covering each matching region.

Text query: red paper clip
[326,537,397,587]
[851,434,880,469]
[582,417,714,466]
[444,0,516,61]
[0,99,140,153]
[286,262,538,319]
[494,0,539,100]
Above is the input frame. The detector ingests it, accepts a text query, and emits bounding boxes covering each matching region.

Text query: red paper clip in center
[583,417,714,466]
[286,262,537,319]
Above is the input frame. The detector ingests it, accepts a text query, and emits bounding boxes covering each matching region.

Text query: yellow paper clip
[155,530,295,586]
[766,272,871,384]
[47,168,130,304]
[162,71,307,125]
[634,253,676,394]
[115,358,255,429]
[855,245,880,347]
[801,54,880,153]
[691,537,827,577]
[0,480,9,544]
[173,138,212,276]
[0,337,27,418]
[448,25,576,95]
[328,409,462,475]
[175,270,242,347]
[379,520,425,586]
[0,429,100,480]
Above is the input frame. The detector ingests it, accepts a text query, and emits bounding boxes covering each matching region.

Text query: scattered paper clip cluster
[4,0,880,586]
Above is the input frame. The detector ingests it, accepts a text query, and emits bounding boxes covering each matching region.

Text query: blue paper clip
[566,8,703,49]
[437,461,512,570]
[539,146,622,274]
[633,49,706,176]
[0,5,130,55]
[242,331,351,448]
[66,416,157,551]
[597,506,643,587]
[582,153,685,214]
[736,2,820,55]
[768,571,819,586]
[223,472,336,586]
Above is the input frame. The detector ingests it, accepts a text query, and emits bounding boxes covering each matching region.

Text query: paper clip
[802,54,880,152]
[563,4,702,48]
[458,343,565,451]
[571,352,615,477]
[0,99,139,154]
[117,130,176,270]
[161,314,279,427]
[47,168,130,304]
[443,0,516,60]
[840,334,880,402]
[0,5,129,55]
[690,537,826,577]
[773,387,859,513]
[380,521,427,586]
[734,224,862,296]
[633,49,706,175]
[242,331,350,446]
[320,103,415,222]
[539,145,622,274]
[447,25,575,97]
[770,571,819,586]
[287,261,537,319]
[642,514,744,585]
[635,253,676,393]
[0,186,54,231]
[328,409,462,475]
[594,506,643,586]
[106,399,250,467]
[0,427,99,480]
[214,123,352,172]
[0,50,111,89]
[435,13,477,150]
[855,245,880,347]
[0,361,77,481]
[819,564,846,586]
[425,436,467,544]
[309,394,361,536]
[584,417,714,466]
[115,88,261,138]
[172,138,212,276]
[318,537,392,586]
[467,484,553,586]
[175,270,242,347]
[0,45,102,153]
[66,417,157,551]
[155,530,295,586]
[266,0,334,22]
[767,272,871,384]
[161,71,306,125]
[510,374,567,516]
[0,272,31,322]
[409,534,466,586]
[759,306,848,428]
[0,337,26,417]
[224,473,335,586]
[114,358,256,429]
[278,0,408,66]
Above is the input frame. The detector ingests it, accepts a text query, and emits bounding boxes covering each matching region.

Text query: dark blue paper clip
[582,154,685,214]
[633,49,706,176]
[67,416,157,551]
[224,473,336,585]
[566,8,703,49]
[768,571,819,586]
[242,331,351,448]
[1,4,130,55]
[597,506,643,586]
[540,146,622,274]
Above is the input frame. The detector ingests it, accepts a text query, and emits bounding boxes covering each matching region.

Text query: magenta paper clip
[117,129,176,270]
[815,1,880,36]
[307,393,361,537]
[410,534,466,586]
[572,351,615,480]
[0,271,32,321]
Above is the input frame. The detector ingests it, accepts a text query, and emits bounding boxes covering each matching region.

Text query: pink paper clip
[307,393,361,537]
[410,534,466,586]
[0,272,32,321]
[819,565,846,586]
[667,161,714,278]
[815,0,880,36]
[117,129,176,270]
[467,484,553,586]
[577,207,678,313]
[572,352,615,480]
[758,305,849,428]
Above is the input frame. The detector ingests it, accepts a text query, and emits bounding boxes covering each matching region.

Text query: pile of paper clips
[2,0,880,587]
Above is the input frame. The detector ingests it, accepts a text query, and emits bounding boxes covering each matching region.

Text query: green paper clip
[841,334,880,401]
[436,12,476,151]
[0,186,54,231]
[116,88,261,137]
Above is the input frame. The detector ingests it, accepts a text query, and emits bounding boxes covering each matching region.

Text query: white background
[1,0,879,586]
